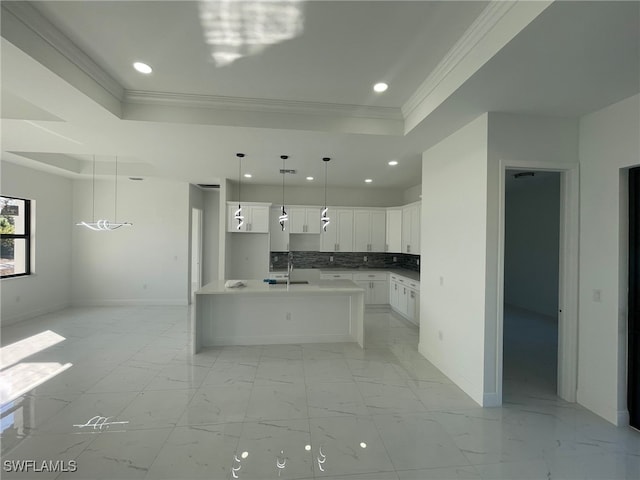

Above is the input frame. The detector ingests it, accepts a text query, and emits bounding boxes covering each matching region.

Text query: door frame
[495,161,579,404]
[190,207,203,304]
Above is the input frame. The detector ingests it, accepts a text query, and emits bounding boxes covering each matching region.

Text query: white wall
[1,162,72,324]
[420,114,489,405]
[71,176,190,305]
[504,173,561,316]
[578,93,640,425]
[230,184,405,207]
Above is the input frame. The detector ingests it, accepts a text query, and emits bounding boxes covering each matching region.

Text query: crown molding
[124,90,403,121]
[2,1,124,102]
[402,0,516,119]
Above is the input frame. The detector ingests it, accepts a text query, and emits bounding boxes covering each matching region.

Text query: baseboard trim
[483,393,500,407]
[617,409,630,427]
[72,299,188,307]
[1,302,70,325]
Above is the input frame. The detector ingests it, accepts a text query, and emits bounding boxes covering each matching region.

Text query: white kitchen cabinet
[320,272,354,280]
[320,209,354,252]
[353,209,386,252]
[289,207,321,234]
[385,208,402,253]
[269,207,289,251]
[401,202,420,254]
[227,203,270,233]
[389,273,420,325]
[354,272,389,305]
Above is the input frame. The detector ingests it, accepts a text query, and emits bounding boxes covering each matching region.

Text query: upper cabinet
[401,202,420,254]
[320,208,354,252]
[289,207,321,234]
[353,209,386,252]
[269,207,289,251]
[227,202,270,233]
[385,208,402,253]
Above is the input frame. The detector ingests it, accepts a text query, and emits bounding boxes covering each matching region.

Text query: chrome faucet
[287,252,294,287]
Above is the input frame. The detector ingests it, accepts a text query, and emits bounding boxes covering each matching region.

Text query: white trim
[483,393,500,407]
[124,90,403,121]
[496,161,580,405]
[618,409,630,427]
[72,299,188,307]
[402,1,515,119]
[0,302,70,325]
[204,334,356,346]
[2,2,124,102]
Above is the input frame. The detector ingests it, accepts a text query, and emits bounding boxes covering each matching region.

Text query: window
[1,196,32,278]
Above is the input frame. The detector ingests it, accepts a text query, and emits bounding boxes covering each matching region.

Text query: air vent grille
[197,183,221,189]
[279,169,297,174]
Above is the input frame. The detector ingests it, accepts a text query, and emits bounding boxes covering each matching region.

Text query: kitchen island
[192,279,365,353]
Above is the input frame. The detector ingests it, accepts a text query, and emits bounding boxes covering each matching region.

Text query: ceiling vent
[197,183,221,189]
[279,169,297,174]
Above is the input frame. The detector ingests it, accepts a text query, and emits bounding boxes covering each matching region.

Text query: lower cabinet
[389,274,420,325]
[354,272,389,305]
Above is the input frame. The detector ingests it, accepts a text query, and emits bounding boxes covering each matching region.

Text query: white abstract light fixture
[77,156,132,231]
[321,157,331,232]
[198,0,304,67]
[279,155,289,231]
[235,153,245,230]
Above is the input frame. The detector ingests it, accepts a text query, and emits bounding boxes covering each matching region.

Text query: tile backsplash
[270,251,420,272]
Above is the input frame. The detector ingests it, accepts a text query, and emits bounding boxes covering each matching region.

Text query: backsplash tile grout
[270,251,420,272]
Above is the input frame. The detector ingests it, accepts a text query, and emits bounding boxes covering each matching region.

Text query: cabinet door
[386,209,402,253]
[336,209,354,252]
[402,206,412,253]
[288,207,306,233]
[370,210,386,252]
[248,206,270,233]
[371,280,389,305]
[270,208,289,251]
[399,285,409,317]
[305,207,321,234]
[319,217,337,251]
[407,288,418,325]
[390,280,400,310]
[410,204,420,254]
[353,210,371,252]
[354,280,372,304]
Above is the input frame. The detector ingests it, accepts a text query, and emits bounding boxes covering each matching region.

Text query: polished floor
[1,305,638,479]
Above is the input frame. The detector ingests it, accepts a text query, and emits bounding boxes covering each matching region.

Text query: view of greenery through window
[0,196,30,277]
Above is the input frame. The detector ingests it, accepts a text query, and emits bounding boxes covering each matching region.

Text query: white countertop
[195,279,364,296]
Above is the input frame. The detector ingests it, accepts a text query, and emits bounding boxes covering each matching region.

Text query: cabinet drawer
[353,272,388,281]
[408,281,419,289]
[320,273,354,280]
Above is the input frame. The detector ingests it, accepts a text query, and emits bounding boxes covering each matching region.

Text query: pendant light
[76,155,132,231]
[234,153,245,230]
[321,157,331,231]
[279,155,289,231]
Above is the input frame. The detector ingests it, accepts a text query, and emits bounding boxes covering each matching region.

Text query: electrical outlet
[439,276,444,286]
[593,289,602,302]
[15,295,20,303]
[393,256,397,262]
[438,330,443,341]
[143,283,148,290]
[286,312,292,320]
[329,256,333,262]
[364,256,368,262]
[274,256,278,262]
[417,258,419,265]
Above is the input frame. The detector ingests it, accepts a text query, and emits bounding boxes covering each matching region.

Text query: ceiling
[1,1,638,189]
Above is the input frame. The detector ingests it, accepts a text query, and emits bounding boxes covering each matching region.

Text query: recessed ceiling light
[244,173,252,178]
[365,178,373,183]
[133,62,153,74]
[373,82,388,93]
[388,160,398,166]
[306,176,314,181]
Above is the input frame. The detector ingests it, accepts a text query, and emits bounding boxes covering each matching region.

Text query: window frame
[0,195,32,279]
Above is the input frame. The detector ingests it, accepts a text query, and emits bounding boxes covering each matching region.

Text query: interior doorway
[628,168,640,429]
[503,170,561,400]
[190,207,203,303]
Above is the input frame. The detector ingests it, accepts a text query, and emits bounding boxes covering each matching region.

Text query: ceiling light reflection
[199,0,305,67]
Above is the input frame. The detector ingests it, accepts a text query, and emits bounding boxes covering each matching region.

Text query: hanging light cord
[92,155,96,223]
[114,155,118,223]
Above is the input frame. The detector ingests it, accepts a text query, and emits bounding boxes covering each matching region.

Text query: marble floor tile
[245,384,308,421]
[309,415,396,477]
[177,384,252,425]
[306,382,369,418]
[118,389,196,430]
[200,361,257,386]
[236,419,313,479]
[144,423,242,479]
[2,305,639,480]
[56,427,173,479]
[373,413,471,471]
